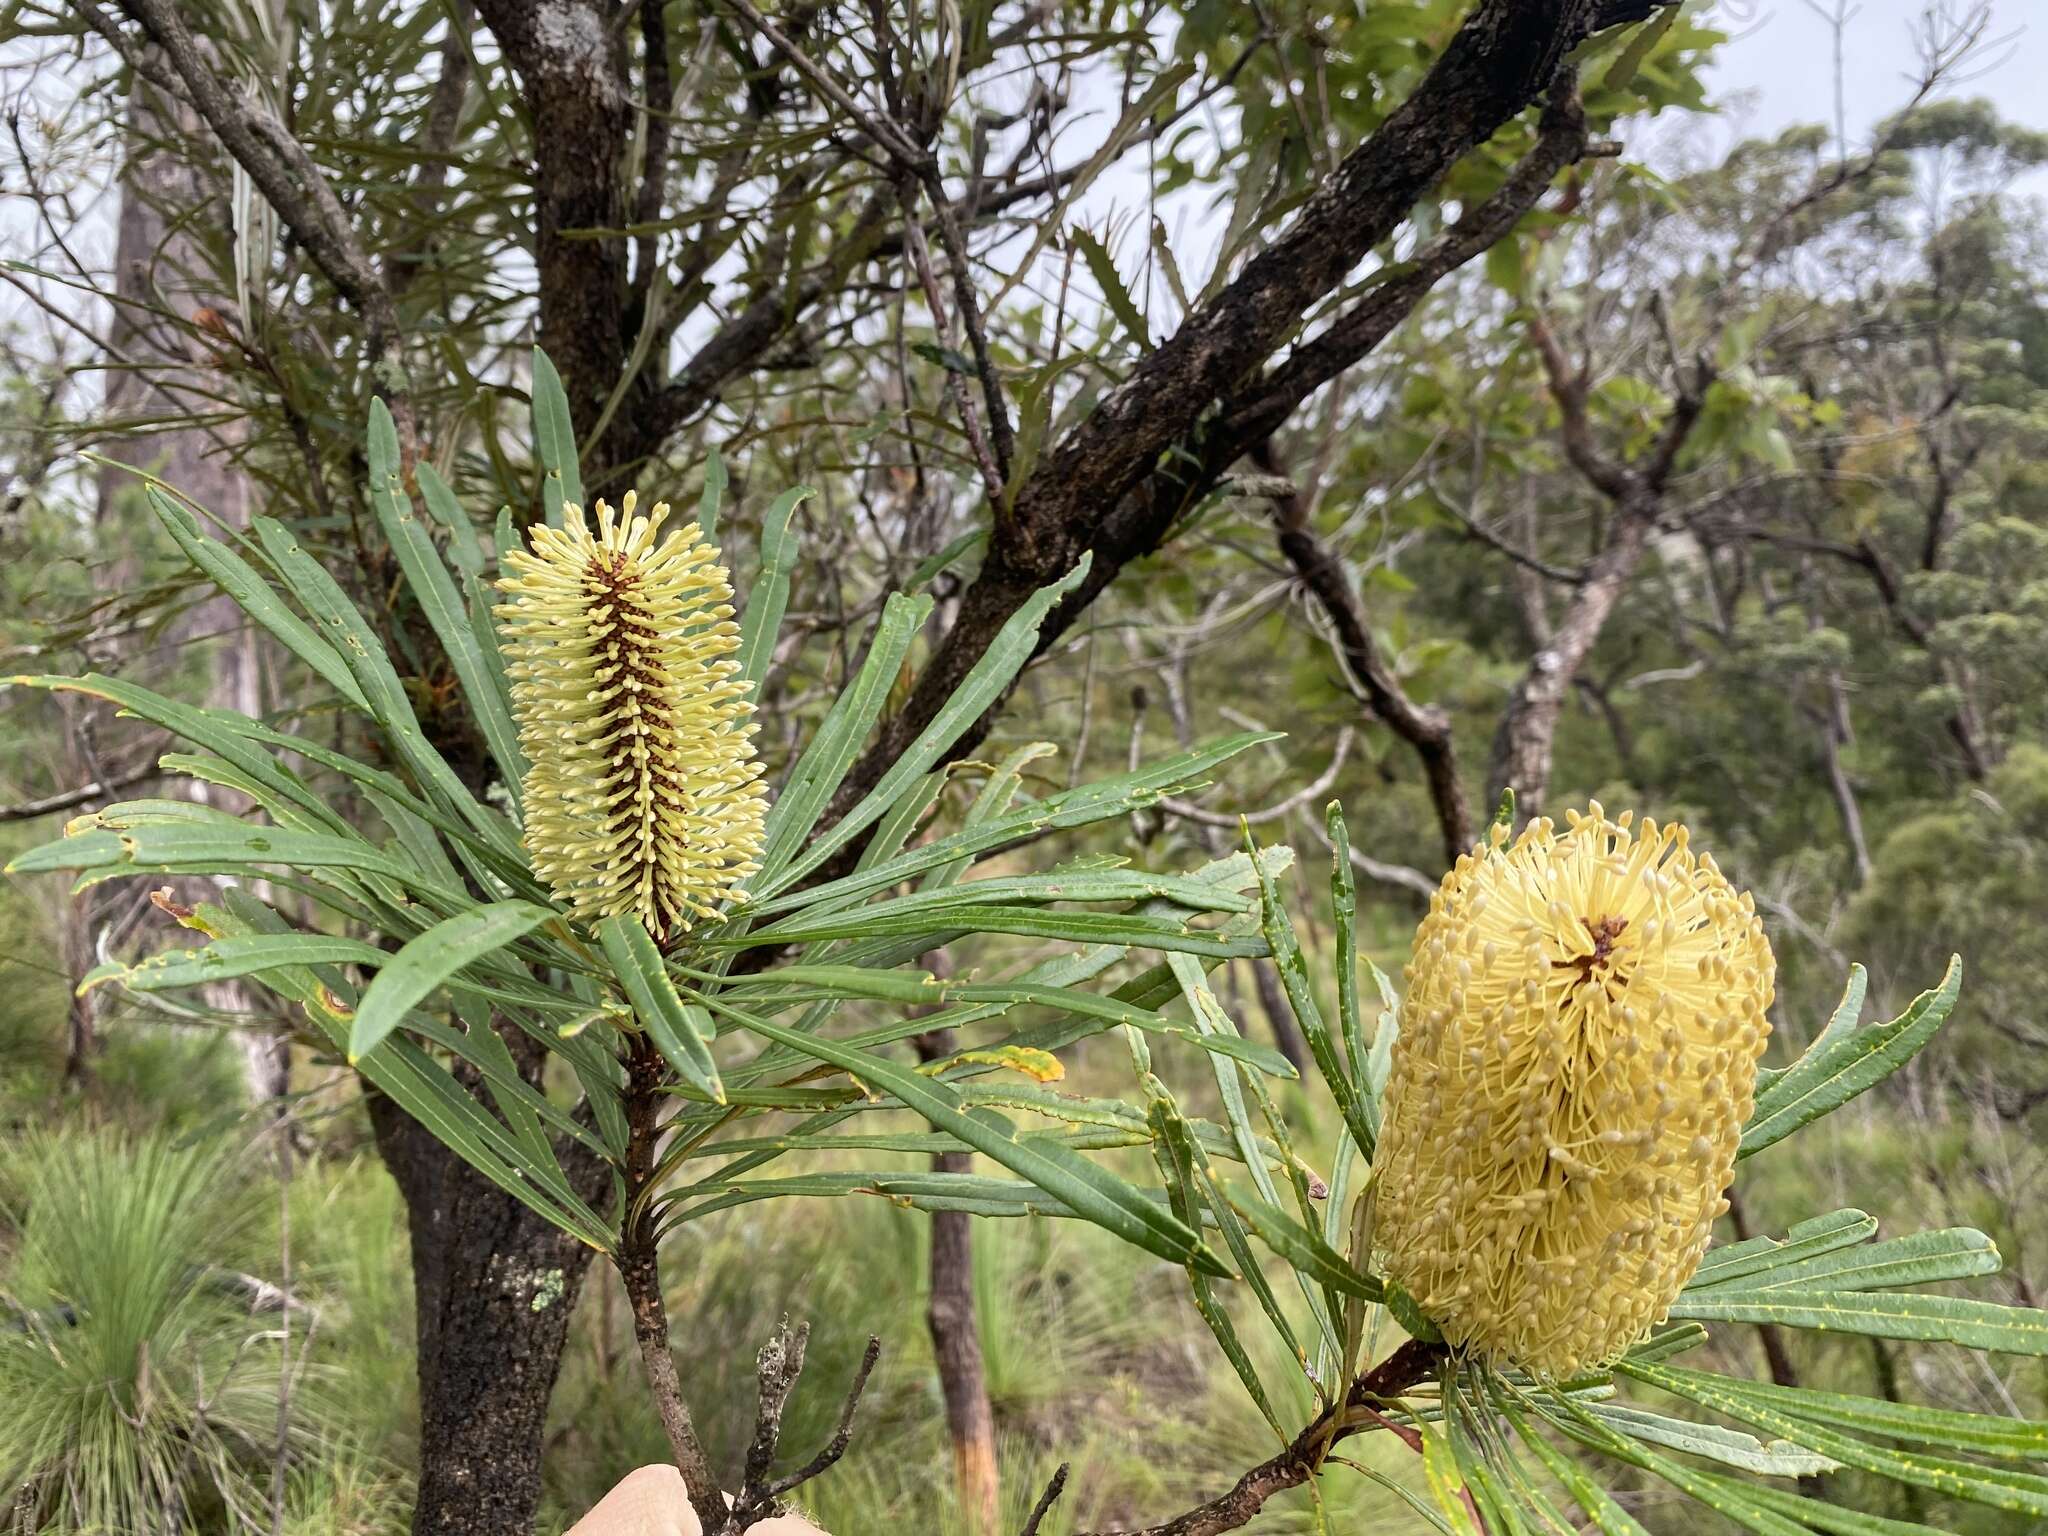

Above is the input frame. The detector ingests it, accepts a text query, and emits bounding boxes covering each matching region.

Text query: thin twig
[1159,728,1354,828]
[619,1040,721,1527]
[1072,1339,1445,1536]
[0,769,156,822]
[761,1335,881,1502]
[1019,1465,1069,1536]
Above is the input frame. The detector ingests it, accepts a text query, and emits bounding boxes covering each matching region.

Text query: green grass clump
[0,1129,315,1531]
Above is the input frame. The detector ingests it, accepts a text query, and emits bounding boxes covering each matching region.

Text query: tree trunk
[922,1146,1000,1534]
[913,954,999,1534]
[79,57,284,1100]
[1486,504,1654,819]
[370,1092,609,1536]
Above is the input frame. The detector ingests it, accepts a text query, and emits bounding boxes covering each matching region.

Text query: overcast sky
[1699,0,2042,159]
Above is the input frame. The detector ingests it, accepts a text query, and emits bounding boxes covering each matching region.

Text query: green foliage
[1844,746,2048,1113]
[0,1130,317,1532]
[16,348,2042,1532]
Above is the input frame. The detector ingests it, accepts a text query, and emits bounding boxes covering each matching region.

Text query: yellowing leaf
[1421,1427,1486,1536]
[921,1046,1066,1083]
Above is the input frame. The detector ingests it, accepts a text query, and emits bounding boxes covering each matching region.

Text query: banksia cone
[1371,806,1774,1378]
[495,493,767,945]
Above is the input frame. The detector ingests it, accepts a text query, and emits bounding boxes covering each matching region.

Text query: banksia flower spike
[495,493,767,946]
[1371,805,1774,1379]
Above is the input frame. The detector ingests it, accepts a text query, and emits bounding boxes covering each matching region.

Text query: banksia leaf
[495,494,767,945]
[1373,805,1775,1378]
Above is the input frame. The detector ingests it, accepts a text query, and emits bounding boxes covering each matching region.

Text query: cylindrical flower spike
[495,493,767,946]
[1371,805,1774,1379]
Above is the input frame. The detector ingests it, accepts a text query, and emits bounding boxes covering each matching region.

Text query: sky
[1697,0,2042,163]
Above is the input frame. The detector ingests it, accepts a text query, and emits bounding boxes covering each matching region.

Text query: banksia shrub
[495,493,767,945]
[1371,805,1774,1378]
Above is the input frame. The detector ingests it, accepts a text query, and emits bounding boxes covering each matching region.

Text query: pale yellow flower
[495,494,766,945]
[1371,805,1774,1378]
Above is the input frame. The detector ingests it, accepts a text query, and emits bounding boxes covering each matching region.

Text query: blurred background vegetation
[2,0,2046,1529]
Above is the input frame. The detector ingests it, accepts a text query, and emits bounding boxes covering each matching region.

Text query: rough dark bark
[824,5,1620,847]
[369,1090,610,1536]
[471,0,638,485]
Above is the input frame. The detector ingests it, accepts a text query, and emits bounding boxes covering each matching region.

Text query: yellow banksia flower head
[1371,805,1774,1379]
[495,493,766,946]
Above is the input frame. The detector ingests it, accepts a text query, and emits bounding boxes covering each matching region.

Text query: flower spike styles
[495,493,767,946]
[1372,805,1775,1379]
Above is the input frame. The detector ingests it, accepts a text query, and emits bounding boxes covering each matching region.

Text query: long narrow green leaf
[80,933,386,995]
[1147,1095,1287,1436]
[1252,829,1372,1155]
[1327,805,1367,1124]
[1657,1369,2048,1461]
[598,915,724,1101]
[1666,1287,2048,1355]
[364,1036,614,1250]
[768,556,1093,892]
[1585,1404,1837,1476]
[1736,1481,1945,1536]
[166,885,612,1251]
[148,489,369,712]
[735,485,809,691]
[922,742,1057,892]
[749,732,1276,916]
[1688,1208,1880,1291]
[1535,1392,1812,1536]
[14,815,438,895]
[349,902,554,1061]
[230,714,546,900]
[713,1001,1223,1274]
[955,1081,1293,1173]
[408,1011,608,1159]
[532,346,581,526]
[1757,964,1867,1095]
[1223,1187,1382,1300]
[401,453,528,795]
[720,904,1267,959]
[1506,1408,1653,1536]
[696,449,727,540]
[746,866,1250,943]
[1069,227,1153,352]
[1154,1072,1309,1365]
[1365,958,1399,1103]
[752,590,932,887]
[252,517,519,855]
[8,674,349,835]
[1716,1227,2002,1294]
[718,969,1296,1077]
[1741,957,1962,1156]
[1626,1361,2048,1515]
